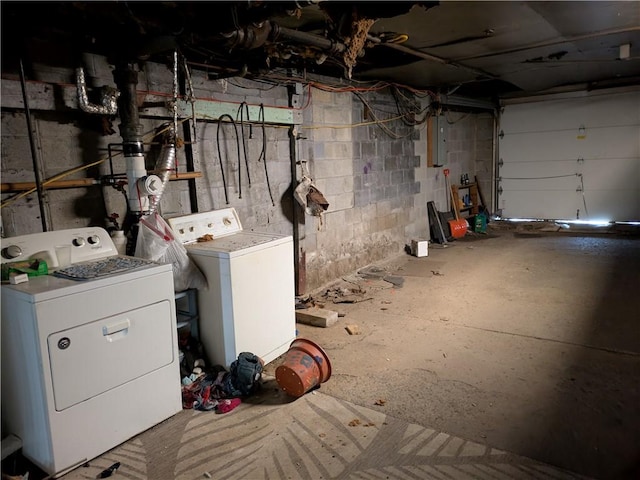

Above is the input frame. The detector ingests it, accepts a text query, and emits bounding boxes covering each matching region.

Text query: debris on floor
[296,307,338,328]
[319,284,373,304]
[96,462,120,478]
[431,270,443,276]
[345,324,360,335]
[383,275,405,288]
[357,265,387,279]
[348,419,361,427]
[374,399,386,406]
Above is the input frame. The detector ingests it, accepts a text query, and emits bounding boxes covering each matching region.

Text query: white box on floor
[411,240,428,257]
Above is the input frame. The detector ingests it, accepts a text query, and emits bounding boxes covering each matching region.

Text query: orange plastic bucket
[275,338,332,397]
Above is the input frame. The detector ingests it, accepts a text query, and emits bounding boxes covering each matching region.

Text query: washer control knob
[87,235,100,245]
[3,245,22,259]
[72,237,85,247]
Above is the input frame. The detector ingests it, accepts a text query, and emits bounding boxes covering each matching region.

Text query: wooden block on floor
[345,324,360,335]
[296,308,339,328]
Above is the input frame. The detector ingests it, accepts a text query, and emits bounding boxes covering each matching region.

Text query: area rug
[60,379,587,480]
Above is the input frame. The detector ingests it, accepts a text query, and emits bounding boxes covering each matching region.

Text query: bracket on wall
[173,99,302,125]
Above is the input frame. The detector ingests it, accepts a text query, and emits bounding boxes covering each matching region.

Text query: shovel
[444,169,467,239]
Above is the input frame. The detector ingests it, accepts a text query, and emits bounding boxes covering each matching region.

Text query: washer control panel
[167,208,242,244]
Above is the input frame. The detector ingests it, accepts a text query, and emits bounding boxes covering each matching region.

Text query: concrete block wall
[303,88,427,291]
[1,52,494,293]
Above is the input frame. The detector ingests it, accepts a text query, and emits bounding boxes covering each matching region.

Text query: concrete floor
[267,225,640,480]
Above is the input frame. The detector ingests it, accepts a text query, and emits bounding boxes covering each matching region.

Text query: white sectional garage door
[498,89,640,222]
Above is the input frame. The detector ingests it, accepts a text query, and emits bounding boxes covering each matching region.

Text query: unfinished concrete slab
[280,226,640,479]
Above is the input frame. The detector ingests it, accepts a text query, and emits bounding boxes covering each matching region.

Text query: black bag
[223,352,264,397]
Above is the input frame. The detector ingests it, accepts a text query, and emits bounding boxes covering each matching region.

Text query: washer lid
[186,232,291,257]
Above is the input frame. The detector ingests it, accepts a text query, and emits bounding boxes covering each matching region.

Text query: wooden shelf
[451,182,481,217]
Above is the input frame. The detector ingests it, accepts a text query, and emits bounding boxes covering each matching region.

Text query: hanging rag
[294,175,329,216]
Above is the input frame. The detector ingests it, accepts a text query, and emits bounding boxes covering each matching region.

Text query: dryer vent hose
[148,126,176,215]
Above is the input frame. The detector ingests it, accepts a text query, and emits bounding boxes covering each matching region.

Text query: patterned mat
[60,379,587,480]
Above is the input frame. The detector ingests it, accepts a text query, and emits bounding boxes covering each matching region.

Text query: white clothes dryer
[1,227,182,477]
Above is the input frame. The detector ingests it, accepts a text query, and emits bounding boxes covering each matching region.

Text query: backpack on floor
[224,352,264,397]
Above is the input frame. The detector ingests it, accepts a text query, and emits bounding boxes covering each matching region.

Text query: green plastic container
[474,213,487,233]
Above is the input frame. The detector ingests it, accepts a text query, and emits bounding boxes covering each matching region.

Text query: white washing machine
[1,227,182,477]
[168,208,296,368]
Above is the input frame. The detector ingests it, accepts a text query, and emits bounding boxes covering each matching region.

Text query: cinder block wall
[1,53,494,292]
[303,87,426,290]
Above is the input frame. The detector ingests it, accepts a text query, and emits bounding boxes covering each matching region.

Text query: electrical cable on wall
[237,102,252,187]
[258,104,275,206]
[216,114,241,203]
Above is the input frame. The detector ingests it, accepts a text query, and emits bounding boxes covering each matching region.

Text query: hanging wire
[181,52,198,163]
[258,104,275,206]
[236,102,252,187]
[216,114,241,203]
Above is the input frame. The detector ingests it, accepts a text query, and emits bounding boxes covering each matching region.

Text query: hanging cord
[579,173,589,219]
[216,114,242,203]
[181,52,198,163]
[172,50,179,150]
[236,102,252,187]
[258,104,275,206]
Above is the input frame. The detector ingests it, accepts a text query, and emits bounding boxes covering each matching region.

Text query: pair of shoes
[216,398,241,414]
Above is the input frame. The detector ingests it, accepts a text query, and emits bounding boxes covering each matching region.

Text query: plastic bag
[135,212,207,292]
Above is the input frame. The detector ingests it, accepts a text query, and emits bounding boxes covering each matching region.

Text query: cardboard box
[411,240,428,257]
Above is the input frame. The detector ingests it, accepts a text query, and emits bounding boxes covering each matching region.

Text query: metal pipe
[276,25,346,53]
[289,124,303,295]
[114,63,155,214]
[369,37,498,81]
[19,59,49,232]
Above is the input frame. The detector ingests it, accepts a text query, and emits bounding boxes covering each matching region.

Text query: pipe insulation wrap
[148,133,177,215]
[76,68,120,115]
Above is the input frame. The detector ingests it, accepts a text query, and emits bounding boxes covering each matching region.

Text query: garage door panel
[583,92,640,125]
[501,189,579,219]
[501,91,640,133]
[501,161,577,188]
[576,126,640,158]
[582,189,640,221]
[499,90,640,221]
[582,158,639,190]
[501,132,581,161]
[502,126,638,163]
[501,102,587,133]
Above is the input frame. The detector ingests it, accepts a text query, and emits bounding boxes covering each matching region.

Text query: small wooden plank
[296,308,338,328]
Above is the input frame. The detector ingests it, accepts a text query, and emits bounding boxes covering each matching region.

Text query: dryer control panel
[1,227,117,267]
[167,208,242,244]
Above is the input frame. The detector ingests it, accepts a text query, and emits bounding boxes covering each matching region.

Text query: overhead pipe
[19,59,49,232]
[273,24,347,54]
[366,34,498,81]
[222,21,347,54]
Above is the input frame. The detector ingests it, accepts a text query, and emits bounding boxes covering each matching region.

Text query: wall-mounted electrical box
[427,115,447,167]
